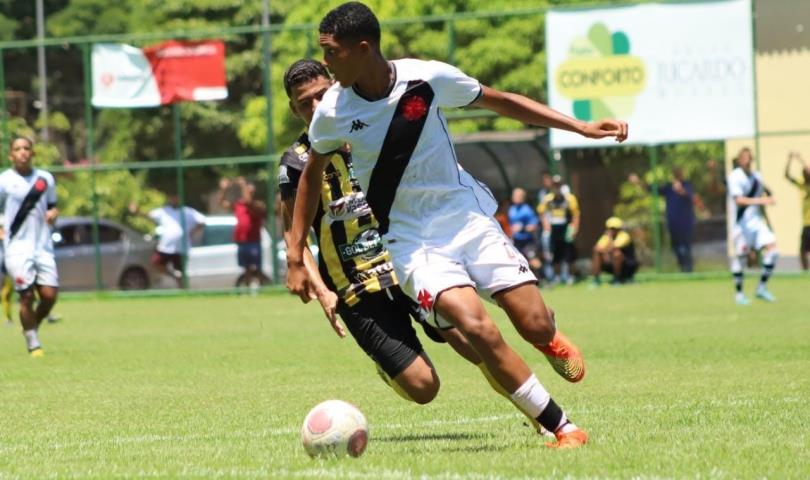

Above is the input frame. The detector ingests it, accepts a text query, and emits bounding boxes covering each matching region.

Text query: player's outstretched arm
[785,152,801,185]
[286,149,332,302]
[734,195,775,207]
[280,195,345,338]
[472,86,628,142]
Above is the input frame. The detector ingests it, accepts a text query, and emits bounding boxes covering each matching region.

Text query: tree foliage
[0,0,721,246]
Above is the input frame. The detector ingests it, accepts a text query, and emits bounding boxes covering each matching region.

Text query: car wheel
[119,267,150,290]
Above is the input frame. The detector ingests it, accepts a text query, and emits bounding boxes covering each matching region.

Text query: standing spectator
[507,188,541,275]
[538,175,580,285]
[217,177,269,287]
[536,170,570,206]
[629,167,697,272]
[129,193,205,288]
[536,171,570,280]
[785,151,810,271]
[591,217,639,286]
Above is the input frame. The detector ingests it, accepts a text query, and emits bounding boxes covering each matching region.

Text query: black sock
[535,398,564,433]
[733,272,743,293]
[760,264,774,285]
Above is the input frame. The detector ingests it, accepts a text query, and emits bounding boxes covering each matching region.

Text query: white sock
[510,374,577,433]
[23,329,41,351]
[510,374,550,418]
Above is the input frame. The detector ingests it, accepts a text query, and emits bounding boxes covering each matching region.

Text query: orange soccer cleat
[545,428,588,449]
[536,331,586,383]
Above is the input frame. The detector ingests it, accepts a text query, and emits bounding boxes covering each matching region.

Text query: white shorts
[5,251,59,291]
[732,217,776,255]
[386,214,537,329]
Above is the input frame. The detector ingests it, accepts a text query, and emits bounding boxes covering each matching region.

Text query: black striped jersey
[727,167,766,224]
[278,133,397,306]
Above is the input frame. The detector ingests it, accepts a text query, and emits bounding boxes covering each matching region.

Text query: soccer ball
[301,400,368,458]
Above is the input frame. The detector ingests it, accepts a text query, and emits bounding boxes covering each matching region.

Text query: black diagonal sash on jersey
[366,80,435,235]
[9,176,49,240]
[736,177,760,223]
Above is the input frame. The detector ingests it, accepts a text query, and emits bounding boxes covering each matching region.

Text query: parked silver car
[52,217,160,290]
[186,215,281,288]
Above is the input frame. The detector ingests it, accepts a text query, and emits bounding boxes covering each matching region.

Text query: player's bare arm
[281,194,345,338]
[472,86,629,142]
[785,152,801,185]
[286,149,332,302]
[45,207,58,225]
[734,194,775,207]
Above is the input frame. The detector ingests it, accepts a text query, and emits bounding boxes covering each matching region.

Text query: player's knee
[462,316,504,350]
[516,306,555,345]
[18,290,35,305]
[399,368,439,405]
[407,378,439,405]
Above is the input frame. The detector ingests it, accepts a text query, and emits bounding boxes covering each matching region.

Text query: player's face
[9,138,34,171]
[738,150,753,171]
[319,34,365,87]
[289,76,332,126]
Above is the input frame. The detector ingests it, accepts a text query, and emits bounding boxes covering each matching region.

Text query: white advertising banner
[546,0,754,148]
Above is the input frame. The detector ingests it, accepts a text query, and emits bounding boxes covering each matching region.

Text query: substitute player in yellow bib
[538,175,580,285]
[591,217,639,286]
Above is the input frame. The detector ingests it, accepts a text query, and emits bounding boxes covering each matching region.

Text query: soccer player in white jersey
[287,2,628,449]
[0,136,59,357]
[727,147,778,305]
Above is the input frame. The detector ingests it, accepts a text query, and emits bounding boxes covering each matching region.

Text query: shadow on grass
[376,432,485,443]
[375,432,509,453]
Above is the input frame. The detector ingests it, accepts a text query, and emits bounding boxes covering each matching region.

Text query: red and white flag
[92,40,227,108]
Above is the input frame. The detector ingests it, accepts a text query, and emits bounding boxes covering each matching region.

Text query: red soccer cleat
[545,428,588,449]
[536,331,586,383]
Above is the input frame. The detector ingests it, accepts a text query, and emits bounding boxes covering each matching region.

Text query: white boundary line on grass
[0,414,518,455]
[0,396,803,479]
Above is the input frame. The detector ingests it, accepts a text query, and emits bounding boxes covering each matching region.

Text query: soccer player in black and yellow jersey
[280,59,554,431]
[280,60,439,403]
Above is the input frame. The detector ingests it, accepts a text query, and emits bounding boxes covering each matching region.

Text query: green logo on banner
[555,23,646,121]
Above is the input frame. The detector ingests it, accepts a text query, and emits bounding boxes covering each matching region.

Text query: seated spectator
[591,217,638,286]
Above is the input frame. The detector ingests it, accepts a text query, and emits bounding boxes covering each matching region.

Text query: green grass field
[0,277,807,479]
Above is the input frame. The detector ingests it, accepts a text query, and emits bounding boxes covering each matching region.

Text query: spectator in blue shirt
[508,188,541,274]
[629,167,697,272]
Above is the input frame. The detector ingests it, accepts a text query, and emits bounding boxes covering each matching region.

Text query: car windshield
[200,224,234,247]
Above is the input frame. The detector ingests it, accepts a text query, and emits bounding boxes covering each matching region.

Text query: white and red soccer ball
[301,400,368,458]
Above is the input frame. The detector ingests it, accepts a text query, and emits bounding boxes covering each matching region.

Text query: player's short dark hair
[319,2,380,45]
[283,59,330,98]
[9,134,33,148]
[736,147,752,163]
